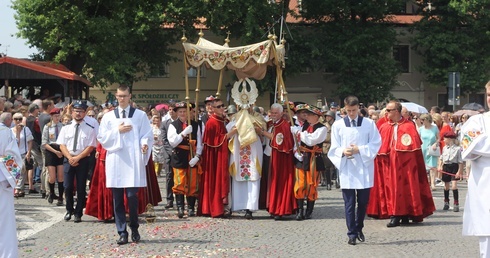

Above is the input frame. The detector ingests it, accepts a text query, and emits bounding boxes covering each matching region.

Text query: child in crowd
[438,131,463,212]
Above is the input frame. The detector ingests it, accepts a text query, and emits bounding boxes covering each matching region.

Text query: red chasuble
[367,117,435,220]
[198,114,230,217]
[267,119,297,216]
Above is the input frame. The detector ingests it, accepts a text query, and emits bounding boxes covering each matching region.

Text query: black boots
[305,201,315,219]
[176,194,185,218]
[296,199,305,221]
[187,196,197,217]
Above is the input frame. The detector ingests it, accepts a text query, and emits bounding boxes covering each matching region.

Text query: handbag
[427,145,440,157]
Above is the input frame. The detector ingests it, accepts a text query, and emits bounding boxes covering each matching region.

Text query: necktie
[307,125,314,133]
[55,125,59,140]
[73,124,80,151]
[182,122,187,129]
[122,110,126,118]
[351,119,356,127]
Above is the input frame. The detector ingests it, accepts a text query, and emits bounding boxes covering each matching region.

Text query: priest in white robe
[461,81,490,257]
[227,108,263,219]
[97,85,153,245]
[0,112,22,258]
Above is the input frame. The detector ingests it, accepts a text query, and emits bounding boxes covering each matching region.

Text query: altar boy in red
[369,101,435,227]
[198,99,235,218]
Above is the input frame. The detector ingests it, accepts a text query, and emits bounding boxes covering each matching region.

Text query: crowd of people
[1,81,489,255]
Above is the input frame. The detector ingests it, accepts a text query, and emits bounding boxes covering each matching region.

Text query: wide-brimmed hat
[174,102,189,111]
[295,104,309,113]
[305,105,323,116]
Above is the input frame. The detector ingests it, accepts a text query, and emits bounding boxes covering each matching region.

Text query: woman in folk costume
[290,104,327,220]
[460,81,490,257]
[0,112,23,258]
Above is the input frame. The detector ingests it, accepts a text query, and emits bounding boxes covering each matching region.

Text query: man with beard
[57,101,97,223]
[367,100,435,227]
[262,103,296,220]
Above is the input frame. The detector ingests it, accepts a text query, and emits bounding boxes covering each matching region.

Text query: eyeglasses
[13,118,23,121]
[385,109,397,112]
[88,115,95,117]
[214,104,225,109]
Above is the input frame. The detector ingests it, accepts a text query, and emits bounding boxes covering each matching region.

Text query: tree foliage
[12,0,206,87]
[412,0,490,93]
[285,0,402,103]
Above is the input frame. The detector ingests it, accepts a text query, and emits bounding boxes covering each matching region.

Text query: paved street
[15,177,478,257]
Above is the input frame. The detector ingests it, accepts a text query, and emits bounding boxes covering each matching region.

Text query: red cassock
[198,114,230,218]
[267,119,297,216]
[85,144,162,220]
[367,118,435,220]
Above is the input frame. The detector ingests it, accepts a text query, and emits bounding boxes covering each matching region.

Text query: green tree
[284,0,402,103]
[412,0,490,93]
[12,0,206,88]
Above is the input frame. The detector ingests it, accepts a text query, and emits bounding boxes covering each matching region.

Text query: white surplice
[461,112,490,236]
[328,117,381,189]
[0,124,22,258]
[98,108,153,188]
[227,119,262,211]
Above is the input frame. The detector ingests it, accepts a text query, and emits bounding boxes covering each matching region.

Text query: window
[393,45,410,73]
[468,93,484,105]
[187,66,206,78]
[150,64,170,78]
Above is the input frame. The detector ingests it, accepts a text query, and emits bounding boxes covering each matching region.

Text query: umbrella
[155,103,168,111]
[453,109,479,117]
[400,102,428,114]
[461,102,484,111]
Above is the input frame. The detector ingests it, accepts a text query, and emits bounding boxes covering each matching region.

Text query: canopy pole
[216,69,224,99]
[194,30,205,121]
[181,30,194,157]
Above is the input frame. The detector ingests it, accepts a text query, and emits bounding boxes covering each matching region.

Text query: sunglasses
[214,104,225,109]
[14,118,23,121]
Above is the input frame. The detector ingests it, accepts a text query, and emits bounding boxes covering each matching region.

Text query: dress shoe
[387,216,401,228]
[164,201,173,209]
[48,194,55,204]
[401,216,410,225]
[188,209,196,217]
[56,198,64,206]
[74,216,82,223]
[326,184,332,191]
[131,230,141,243]
[64,211,73,221]
[357,231,365,242]
[348,237,356,245]
[29,189,39,194]
[117,233,129,245]
[274,215,282,221]
[244,210,253,220]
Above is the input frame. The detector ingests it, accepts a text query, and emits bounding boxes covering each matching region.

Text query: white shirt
[56,120,97,156]
[11,126,33,155]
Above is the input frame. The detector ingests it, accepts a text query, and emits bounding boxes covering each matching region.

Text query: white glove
[294,152,303,162]
[181,125,193,136]
[290,126,300,135]
[189,156,199,167]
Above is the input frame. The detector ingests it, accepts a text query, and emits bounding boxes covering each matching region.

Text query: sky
[0,0,38,58]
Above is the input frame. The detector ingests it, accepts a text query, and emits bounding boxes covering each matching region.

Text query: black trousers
[64,157,89,217]
[112,187,139,235]
[342,188,371,238]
